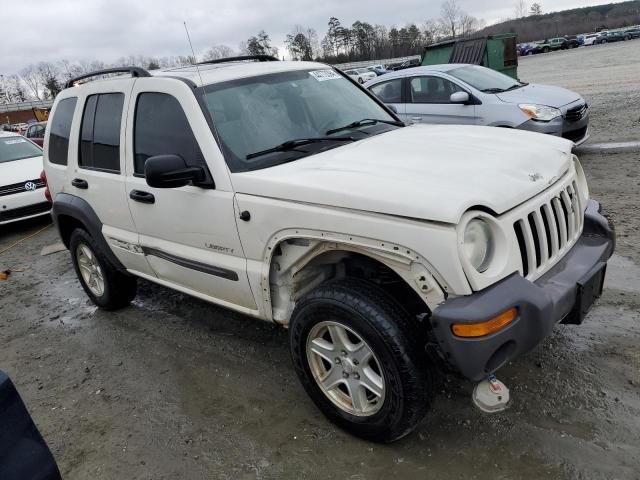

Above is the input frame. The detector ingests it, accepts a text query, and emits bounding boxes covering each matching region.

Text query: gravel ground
[1,42,639,479]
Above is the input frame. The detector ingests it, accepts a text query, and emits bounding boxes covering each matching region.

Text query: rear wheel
[70,228,137,310]
[289,279,434,442]
[358,77,364,84]
[543,47,550,53]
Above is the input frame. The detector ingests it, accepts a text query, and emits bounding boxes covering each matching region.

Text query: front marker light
[518,104,561,122]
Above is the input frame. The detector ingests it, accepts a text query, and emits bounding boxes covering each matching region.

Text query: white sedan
[344,68,377,84]
[0,132,50,225]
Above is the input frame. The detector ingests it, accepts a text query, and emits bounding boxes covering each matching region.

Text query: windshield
[202,68,398,172]
[0,136,42,163]
[356,68,369,73]
[448,65,523,92]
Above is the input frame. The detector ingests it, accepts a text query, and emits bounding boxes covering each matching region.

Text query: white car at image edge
[0,132,50,225]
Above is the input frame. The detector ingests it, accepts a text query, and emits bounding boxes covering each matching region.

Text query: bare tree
[514,0,528,18]
[19,65,42,100]
[529,3,543,16]
[441,0,462,38]
[202,45,235,61]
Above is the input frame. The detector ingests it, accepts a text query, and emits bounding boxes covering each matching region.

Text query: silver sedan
[364,64,589,145]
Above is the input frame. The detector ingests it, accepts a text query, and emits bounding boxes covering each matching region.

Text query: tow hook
[472,374,510,413]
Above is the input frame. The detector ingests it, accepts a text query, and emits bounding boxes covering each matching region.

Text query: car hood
[496,83,581,108]
[0,155,43,186]
[231,125,573,224]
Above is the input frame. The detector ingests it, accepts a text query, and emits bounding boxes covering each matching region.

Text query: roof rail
[64,66,151,89]
[197,55,279,65]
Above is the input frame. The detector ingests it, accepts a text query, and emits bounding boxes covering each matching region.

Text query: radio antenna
[183,21,204,86]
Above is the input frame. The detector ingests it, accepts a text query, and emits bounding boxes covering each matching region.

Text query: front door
[404,75,477,125]
[124,78,257,313]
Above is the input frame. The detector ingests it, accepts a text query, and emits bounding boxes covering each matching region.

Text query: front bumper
[431,200,614,381]
[0,188,50,225]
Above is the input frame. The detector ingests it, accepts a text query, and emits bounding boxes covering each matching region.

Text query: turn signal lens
[452,308,518,338]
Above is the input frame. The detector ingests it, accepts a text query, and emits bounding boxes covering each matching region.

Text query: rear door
[63,80,152,275]
[123,78,256,312]
[404,75,476,125]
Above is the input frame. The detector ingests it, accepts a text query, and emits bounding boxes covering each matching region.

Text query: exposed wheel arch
[264,233,447,325]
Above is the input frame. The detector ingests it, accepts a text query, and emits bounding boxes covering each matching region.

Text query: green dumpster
[421,33,519,79]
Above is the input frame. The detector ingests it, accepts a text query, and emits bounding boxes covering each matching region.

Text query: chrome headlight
[518,103,561,122]
[463,218,494,273]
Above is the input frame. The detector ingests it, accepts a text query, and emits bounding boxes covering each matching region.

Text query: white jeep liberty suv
[43,56,615,442]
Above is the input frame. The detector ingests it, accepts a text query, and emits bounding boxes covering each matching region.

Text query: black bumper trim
[431,199,615,381]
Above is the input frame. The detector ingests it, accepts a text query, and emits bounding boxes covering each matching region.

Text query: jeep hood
[496,83,581,108]
[231,125,573,224]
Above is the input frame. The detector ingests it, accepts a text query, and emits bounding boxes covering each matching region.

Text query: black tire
[69,228,137,310]
[543,47,550,53]
[358,78,364,84]
[289,279,434,443]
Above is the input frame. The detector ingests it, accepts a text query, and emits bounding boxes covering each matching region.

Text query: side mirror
[144,154,205,189]
[450,91,471,104]
[387,105,398,114]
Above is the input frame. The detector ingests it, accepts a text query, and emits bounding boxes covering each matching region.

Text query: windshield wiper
[481,87,507,93]
[246,137,355,160]
[326,118,404,136]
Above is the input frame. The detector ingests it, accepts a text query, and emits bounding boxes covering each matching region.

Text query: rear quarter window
[48,97,77,166]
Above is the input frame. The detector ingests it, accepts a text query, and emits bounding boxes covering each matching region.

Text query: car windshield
[448,65,523,93]
[202,68,398,172]
[356,68,369,73]
[0,136,42,163]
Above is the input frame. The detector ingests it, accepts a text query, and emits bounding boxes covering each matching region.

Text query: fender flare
[51,193,128,273]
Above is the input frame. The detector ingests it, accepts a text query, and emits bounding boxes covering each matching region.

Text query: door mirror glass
[450,91,470,104]
[144,154,205,189]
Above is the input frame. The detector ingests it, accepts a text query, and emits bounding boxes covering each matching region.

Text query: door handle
[129,190,155,204]
[71,178,88,189]
[411,117,422,122]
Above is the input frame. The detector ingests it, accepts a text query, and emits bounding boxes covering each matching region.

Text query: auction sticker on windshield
[4,138,27,145]
[309,70,341,81]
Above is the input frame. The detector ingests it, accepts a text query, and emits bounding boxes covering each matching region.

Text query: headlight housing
[463,218,494,272]
[518,103,561,122]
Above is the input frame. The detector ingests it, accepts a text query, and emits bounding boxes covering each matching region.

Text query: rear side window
[133,93,205,175]
[79,93,124,173]
[48,97,77,165]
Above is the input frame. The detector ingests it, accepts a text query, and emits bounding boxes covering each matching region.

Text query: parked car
[583,33,601,46]
[366,65,388,76]
[392,58,421,70]
[594,31,628,43]
[563,35,582,48]
[0,132,50,225]
[0,370,61,480]
[365,64,590,145]
[24,121,47,147]
[344,68,377,84]
[624,27,640,39]
[44,59,614,442]
[517,43,537,55]
[534,37,568,53]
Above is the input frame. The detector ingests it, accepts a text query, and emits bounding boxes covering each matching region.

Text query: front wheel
[289,279,434,442]
[358,78,364,84]
[70,228,137,310]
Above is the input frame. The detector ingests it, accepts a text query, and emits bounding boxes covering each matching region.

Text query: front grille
[563,126,588,142]
[0,179,45,197]
[564,103,588,122]
[513,181,583,279]
[0,202,51,222]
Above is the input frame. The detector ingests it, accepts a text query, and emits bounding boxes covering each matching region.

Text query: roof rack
[196,55,279,66]
[64,66,151,89]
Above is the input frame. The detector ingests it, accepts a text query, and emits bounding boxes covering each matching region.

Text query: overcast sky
[0,0,628,73]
